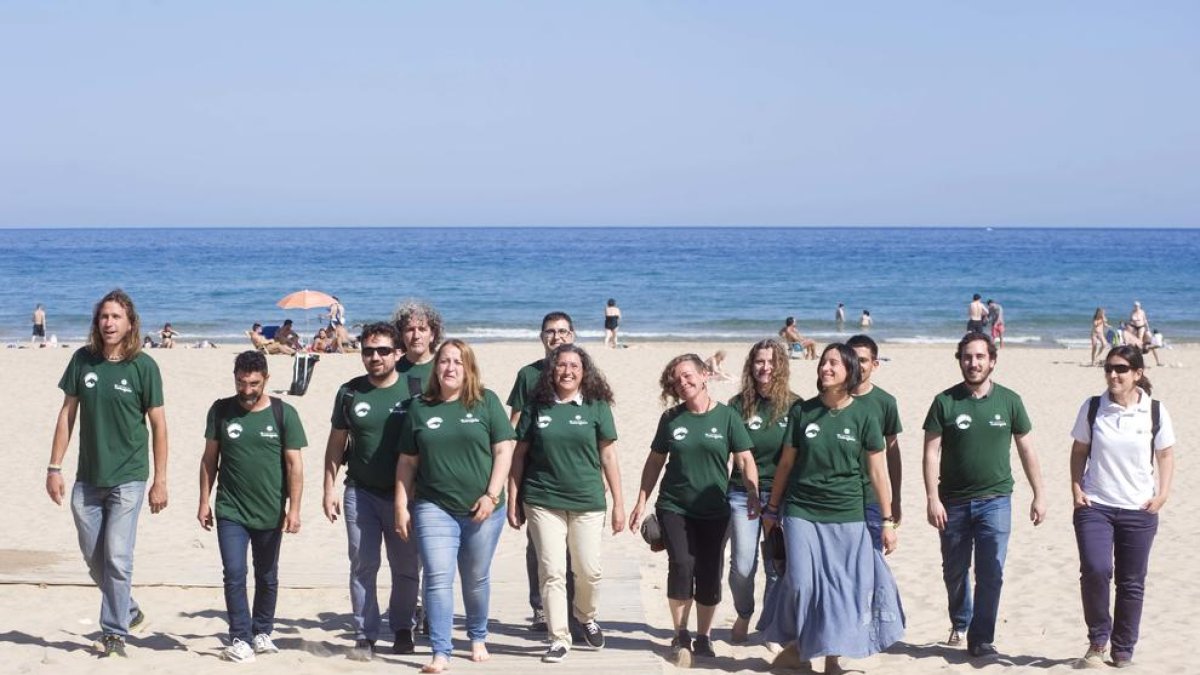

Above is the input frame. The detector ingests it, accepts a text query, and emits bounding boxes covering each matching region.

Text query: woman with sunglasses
[629,353,758,667]
[396,339,516,674]
[726,339,799,643]
[1069,345,1175,669]
[508,344,625,663]
[758,343,903,673]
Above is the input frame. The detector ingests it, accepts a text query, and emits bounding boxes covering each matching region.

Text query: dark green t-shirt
[205,399,308,530]
[922,382,1032,502]
[651,403,754,519]
[506,359,546,413]
[397,356,434,398]
[727,395,794,492]
[854,385,903,506]
[399,390,516,516]
[331,375,411,492]
[783,397,885,523]
[58,348,164,487]
[516,399,617,512]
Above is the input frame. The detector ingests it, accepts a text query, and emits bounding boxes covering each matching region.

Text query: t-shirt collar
[1101,388,1149,412]
[555,392,584,405]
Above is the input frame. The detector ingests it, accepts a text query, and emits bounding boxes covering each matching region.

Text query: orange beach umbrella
[276,289,337,311]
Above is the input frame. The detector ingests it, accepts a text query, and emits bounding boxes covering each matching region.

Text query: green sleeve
[58,349,82,396]
[515,404,535,441]
[141,357,164,409]
[283,404,308,449]
[1011,395,1033,435]
[203,401,219,440]
[650,411,670,454]
[596,401,618,442]
[922,397,944,434]
[727,407,753,452]
[505,374,524,409]
[398,405,418,456]
[330,384,350,430]
[487,391,517,443]
[884,398,903,436]
[863,413,885,453]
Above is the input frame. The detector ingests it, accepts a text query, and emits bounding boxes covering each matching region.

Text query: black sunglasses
[362,346,396,357]
[1104,363,1133,374]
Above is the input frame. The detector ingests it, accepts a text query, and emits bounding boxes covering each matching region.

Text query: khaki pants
[526,505,605,645]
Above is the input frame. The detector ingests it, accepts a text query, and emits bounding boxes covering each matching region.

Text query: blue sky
[2,2,1197,228]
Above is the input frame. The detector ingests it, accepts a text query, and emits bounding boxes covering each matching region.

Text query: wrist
[484,492,500,506]
[47,464,63,473]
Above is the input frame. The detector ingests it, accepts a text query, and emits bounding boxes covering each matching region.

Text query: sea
[1,227,1197,348]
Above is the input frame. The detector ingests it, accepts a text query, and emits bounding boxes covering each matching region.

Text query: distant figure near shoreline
[604,299,621,349]
[32,303,47,345]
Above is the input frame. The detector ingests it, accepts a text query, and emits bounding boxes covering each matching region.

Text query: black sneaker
[530,608,548,633]
[393,629,414,655]
[580,620,605,650]
[542,641,570,663]
[969,642,999,659]
[129,609,146,632]
[671,630,692,668]
[692,635,716,658]
[100,634,127,658]
[348,639,375,662]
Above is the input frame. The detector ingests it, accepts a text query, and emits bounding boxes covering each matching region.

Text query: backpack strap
[1150,399,1161,466]
[1085,396,1101,458]
[340,386,357,464]
[269,396,287,450]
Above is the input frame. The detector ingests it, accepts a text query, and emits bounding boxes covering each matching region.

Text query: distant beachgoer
[250,323,295,356]
[1141,332,1162,367]
[160,323,179,349]
[45,289,169,658]
[861,309,873,329]
[1090,308,1110,366]
[1120,322,1139,349]
[604,299,621,349]
[329,296,346,327]
[274,320,302,351]
[704,350,733,381]
[835,303,846,331]
[779,317,816,359]
[309,327,333,354]
[986,300,1005,348]
[32,303,47,345]
[142,335,157,349]
[967,294,987,333]
[1068,345,1174,668]
[1128,302,1149,344]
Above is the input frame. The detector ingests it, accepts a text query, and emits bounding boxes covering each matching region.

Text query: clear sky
[2,2,1198,228]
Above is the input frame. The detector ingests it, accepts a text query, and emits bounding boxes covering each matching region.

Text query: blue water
[1,227,1197,346]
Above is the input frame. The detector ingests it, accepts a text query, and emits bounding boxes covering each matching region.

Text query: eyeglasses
[1104,363,1133,374]
[542,328,573,338]
[362,346,396,357]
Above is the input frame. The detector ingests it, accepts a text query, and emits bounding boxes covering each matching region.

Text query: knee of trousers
[665,559,696,600]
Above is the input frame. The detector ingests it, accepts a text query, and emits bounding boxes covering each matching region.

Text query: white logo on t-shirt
[354,402,371,418]
[748,415,763,430]
[569,413,588,426]
[705,427,724,440]
[84,372,99,388]
[955,414,973,430]
[805,423,820,438]
[113,378,133,394]
[537,415,552,429]
[427,416,444,430]
[672,427,689,441]
[226,422,244,440]
[988,413,1008,428]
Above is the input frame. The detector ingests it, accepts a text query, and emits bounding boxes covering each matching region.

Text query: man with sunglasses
[847,334,903,552]
[922,331,1046,660]
[322,322,419,661]
[506,312,583,637]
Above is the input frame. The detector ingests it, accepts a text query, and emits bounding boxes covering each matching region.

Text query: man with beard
[922,332,1046,659]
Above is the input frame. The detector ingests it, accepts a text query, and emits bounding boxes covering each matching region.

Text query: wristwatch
[485,492,500,506]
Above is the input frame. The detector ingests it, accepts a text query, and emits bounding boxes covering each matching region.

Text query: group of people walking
[45,289,1175,672]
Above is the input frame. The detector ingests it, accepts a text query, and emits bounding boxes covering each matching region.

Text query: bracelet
[47,464,63,473]
[763,503,779,513]
[485,492,500,506]
[882,520,898,530]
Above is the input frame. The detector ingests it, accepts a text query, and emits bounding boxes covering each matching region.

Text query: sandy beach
[1,340,1194,674]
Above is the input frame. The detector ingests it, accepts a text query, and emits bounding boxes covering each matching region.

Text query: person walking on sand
[322,323,421,661]
[1128,302,1149,344]
[603,299,621,348]
[986,299,1005,348]
[1069,345,1175,669]
[847,334,904,551]
[922,332,1046,659]
[198,351,307,663]
[393,300,443,395]
[45,289,169,658]
[967,294,988,333]
[32,303,47,345]
[1090,308,1110,366]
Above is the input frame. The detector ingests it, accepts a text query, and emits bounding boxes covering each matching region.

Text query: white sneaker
[222,638,256,663]
[252,633,279,654]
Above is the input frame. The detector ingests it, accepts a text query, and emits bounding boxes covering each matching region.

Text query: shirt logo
[113,378,133,394]
[83,372,99,389]
[460,412,480,424]
[226,422,244,439]
[537,415,553,429]
[569,413,588,426]
[988,413,1008,428]
[704,426,724,440]
[747,415,763,430]
[427,416,444,430]
[836,427,857,442]
[672,426,689,441]
[260,424,279,439]
[354,402,371,418]
[779,415,789,429]
[804,423,820,438]
[955,414,973,430]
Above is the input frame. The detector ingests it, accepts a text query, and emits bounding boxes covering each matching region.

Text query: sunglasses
[1104,363,1133,374]
[362,346,396,358]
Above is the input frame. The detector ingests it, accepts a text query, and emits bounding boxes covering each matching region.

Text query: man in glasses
[922,331,1046,660]
[846,334,903,552]
[321,322,419,661]
[507,312,579,635]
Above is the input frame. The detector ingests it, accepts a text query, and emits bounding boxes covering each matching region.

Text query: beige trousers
[526,505,606,645]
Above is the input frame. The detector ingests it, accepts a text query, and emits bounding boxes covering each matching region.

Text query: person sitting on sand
[250,323,295,356]
[160,323,179,349]
[704,350,733,381]
[309,327,333,354]
[779,317,817,359]
[274,320,303,351]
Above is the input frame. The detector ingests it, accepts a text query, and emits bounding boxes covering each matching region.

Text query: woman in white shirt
[1069,345,1175,669]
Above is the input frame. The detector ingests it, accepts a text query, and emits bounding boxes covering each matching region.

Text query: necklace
[106,353,123,362]
[824,396,851,416]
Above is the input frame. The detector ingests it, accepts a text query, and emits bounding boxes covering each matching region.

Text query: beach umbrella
[277,289,336,310]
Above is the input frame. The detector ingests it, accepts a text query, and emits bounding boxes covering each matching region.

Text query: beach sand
[1,341,1194,674]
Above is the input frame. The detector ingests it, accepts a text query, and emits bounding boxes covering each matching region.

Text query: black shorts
[966,319,986,333]
[32,324,45,337]
[604,316,619,330]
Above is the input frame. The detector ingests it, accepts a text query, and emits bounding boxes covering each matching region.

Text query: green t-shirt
[516,399,617,512]
[331,375,411,492]
[854,385,903,506]
[397,356,434,398]
[651,403,754,519]
[783,398,885,523]
[58,348,164,487]
[506,359,546,413]
[399,390,516,516]
[727,395,794,492]
[205,399,308,530]
[922,382,1032,502]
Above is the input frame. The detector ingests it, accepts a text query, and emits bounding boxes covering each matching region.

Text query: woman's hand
[395,505,412,542]
[471,495,497,523]
[628,500,646,534]
[882,527,898,555]
[611,503,627,534]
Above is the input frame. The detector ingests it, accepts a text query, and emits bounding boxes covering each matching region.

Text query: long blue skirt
[756,516,905,660]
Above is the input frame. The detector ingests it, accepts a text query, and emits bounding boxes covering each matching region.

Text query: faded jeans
[344,486,419,641]
[728,487,778,619]
[939,495,1011,648]
[71,480,145,638]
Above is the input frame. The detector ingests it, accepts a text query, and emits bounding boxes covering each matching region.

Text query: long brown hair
[736,339,798,425]
[87,289,142,361]
[424,339,484,409]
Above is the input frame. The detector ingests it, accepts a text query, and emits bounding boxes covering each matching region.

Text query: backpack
[214,396,289,483]
[1086,395,1161,465]
[339,376,424,464]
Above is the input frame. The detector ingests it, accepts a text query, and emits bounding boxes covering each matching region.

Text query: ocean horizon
[3,227,1197,348]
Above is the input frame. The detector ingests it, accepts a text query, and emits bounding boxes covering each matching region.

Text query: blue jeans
[217,519,283,643]
[940,495,1011,648]
[344,486,420,641]
[71,481,145,638]
[413,500,506,659]
[727,488,778,619]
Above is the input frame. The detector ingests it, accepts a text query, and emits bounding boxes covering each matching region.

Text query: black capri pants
[657,508,731,606]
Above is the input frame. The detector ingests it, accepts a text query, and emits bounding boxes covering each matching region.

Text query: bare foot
[824,655,846,674]
[730,616,750,643]
[471,642,489,663]
[772,643,814,671]
[421,655,450,674]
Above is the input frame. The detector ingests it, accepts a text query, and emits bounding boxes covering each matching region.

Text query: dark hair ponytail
[1106,345,1152,395]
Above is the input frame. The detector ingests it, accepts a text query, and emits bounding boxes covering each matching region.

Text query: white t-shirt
[1070,389,1176,509]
